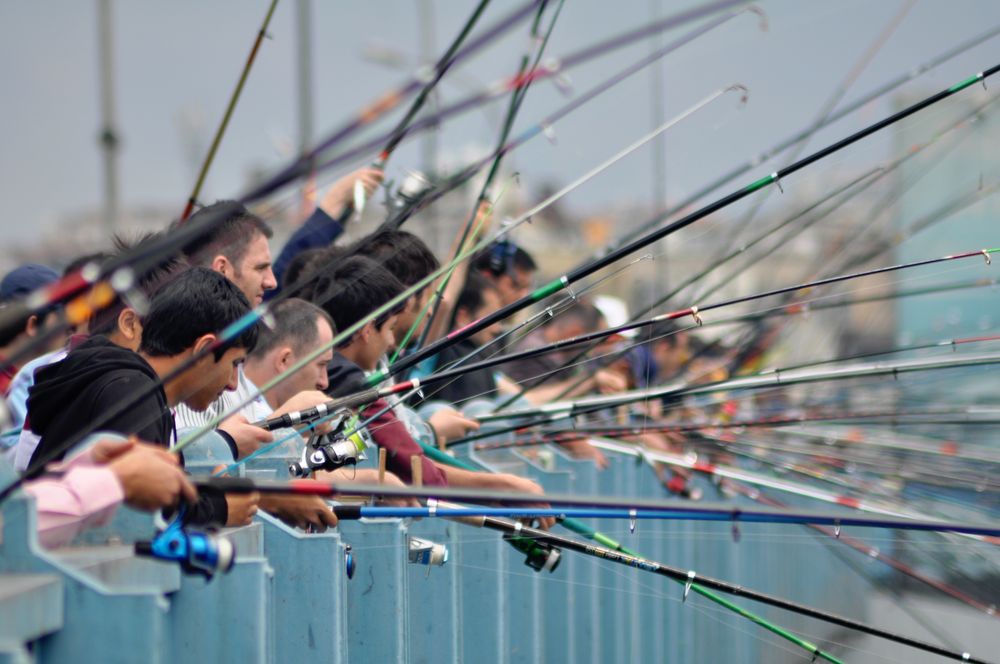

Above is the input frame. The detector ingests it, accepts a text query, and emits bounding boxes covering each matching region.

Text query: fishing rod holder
[504,531,561,574]
[288,411,373,477]
[134,506,235,580]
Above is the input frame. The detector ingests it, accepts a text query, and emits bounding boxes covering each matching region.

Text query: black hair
[309,255,405,347]
[472,240,537,276]
[139,267,258,360]
[89,232,189,336]
[456,271,499,315]
[179,200,273,268]
[283,245,347,301]
[251,298,334,358]
[349,227,439,288]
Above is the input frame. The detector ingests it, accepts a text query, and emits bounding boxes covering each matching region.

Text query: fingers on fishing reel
[134,506,236,580]
[288,412,374,477]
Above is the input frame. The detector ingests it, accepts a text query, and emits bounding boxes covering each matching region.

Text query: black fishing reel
[504,533,561,574]
[288,411,374,477]
[134,506,235,580]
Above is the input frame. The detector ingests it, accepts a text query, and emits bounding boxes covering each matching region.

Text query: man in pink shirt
[22,437,195,548]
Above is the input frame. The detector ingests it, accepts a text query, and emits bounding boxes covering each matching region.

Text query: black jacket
[27,336,227,526]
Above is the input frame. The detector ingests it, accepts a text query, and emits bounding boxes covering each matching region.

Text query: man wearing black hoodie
[26,267,259,526]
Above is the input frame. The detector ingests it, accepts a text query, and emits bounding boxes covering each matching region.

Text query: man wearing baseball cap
[0,263,62,396]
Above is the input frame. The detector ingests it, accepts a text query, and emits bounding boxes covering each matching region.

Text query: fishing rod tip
[727,84,750,107]
[744,5,769,32]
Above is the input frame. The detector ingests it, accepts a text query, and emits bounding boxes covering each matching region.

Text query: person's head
[455,273,502,346]
[349,227,439,336]
[139,267,259,410]
[89,233,189,351]
[245,298,335,406]
[181,201,276,305]
[310,255,405,371]
[543,301,602,344]
[0,264,64,355]
[473,240,536,306]
[645,320,689,380]
[282,246,338,301]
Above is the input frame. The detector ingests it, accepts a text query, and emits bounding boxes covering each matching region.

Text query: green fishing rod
[385,63,1000,385]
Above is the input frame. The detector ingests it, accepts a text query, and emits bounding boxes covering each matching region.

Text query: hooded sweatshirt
[327,353,447,486]
[26,335,227,525]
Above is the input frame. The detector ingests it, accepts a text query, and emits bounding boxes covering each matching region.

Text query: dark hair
[473,240,537,276]
[309,255,404,346]
[456,272,499,315]
[283,245,346,301]
[349,227,439,288]
[251,298,334,358]
[553,301,602,332]
[140,267,258,360]
[89,233,189,336]
[180,200,273,268]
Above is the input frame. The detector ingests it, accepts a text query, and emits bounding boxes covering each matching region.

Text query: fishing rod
[156,87,741,464]
[583,436,1000,545]
[0,2,545,353]
[270,244,1000,446]
[384,63,1000,385]
[612,22,1000,250]
[336,506,978,661]
[399,0,561,361]
[478,339,1000,422]
[199,477,992,660]
[178,0,280,222]
[254,0,539,202]
[470,406,1000,462]
[723,479,1000,618]
[502,93,997,412]
[702,0,914,284]
[290,0,752,202]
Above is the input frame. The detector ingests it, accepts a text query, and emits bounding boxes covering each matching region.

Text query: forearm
[25,467,124,548]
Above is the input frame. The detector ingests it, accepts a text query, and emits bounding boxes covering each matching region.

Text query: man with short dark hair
[182,200,277,305]
[25,267,260,526]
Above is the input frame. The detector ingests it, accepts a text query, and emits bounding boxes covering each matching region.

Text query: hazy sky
[3,1,1000,246]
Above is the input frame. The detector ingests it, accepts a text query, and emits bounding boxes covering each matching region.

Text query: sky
[3,1,1000,248]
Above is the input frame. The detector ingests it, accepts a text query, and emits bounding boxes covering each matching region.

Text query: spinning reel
[288,411,374,477]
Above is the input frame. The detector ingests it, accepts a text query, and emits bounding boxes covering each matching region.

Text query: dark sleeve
[92,375,171,443]
[362,399,448,487]
[269,206,346,297]
[500,354,557,389]
[184,486,228,528]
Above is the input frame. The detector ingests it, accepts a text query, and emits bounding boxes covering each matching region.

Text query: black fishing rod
[384,63,1000,383]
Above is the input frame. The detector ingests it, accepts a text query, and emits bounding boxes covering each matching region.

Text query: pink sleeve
[24,466,125,548]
